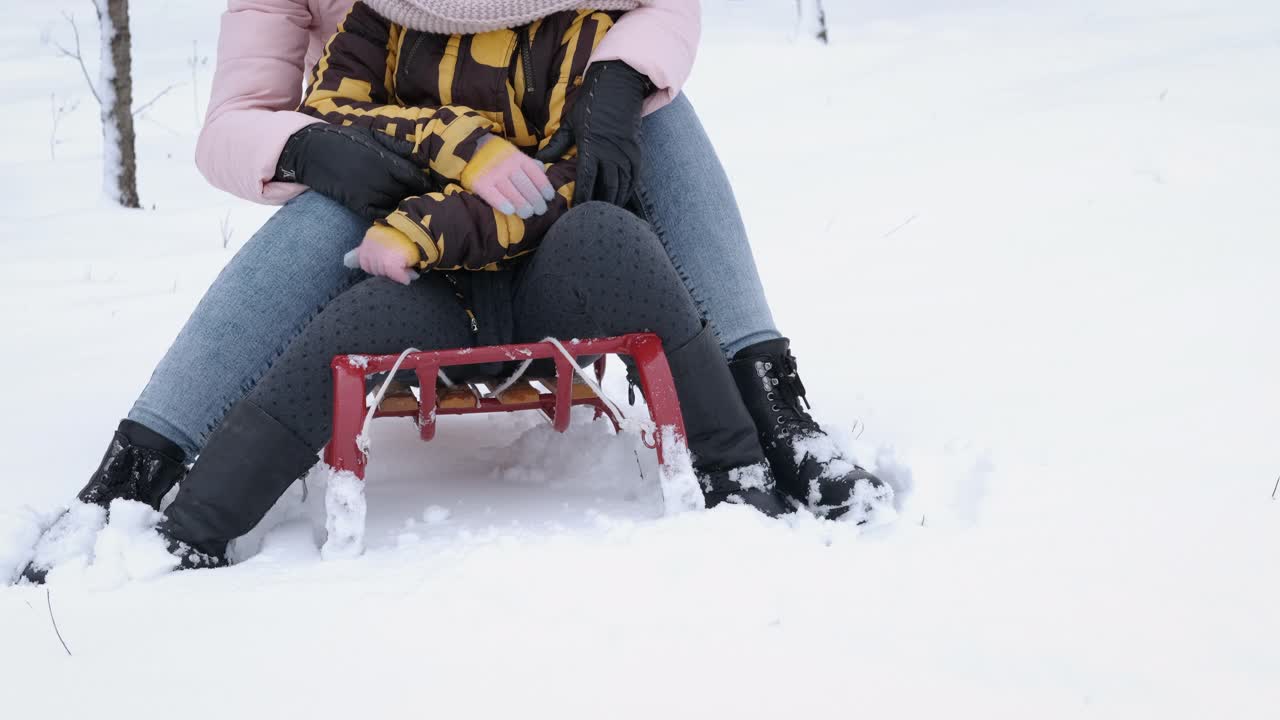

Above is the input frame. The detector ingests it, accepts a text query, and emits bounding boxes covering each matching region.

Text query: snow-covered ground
[1,0,1277,717]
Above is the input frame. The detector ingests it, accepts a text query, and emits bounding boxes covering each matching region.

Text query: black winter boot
[698,463,788,516]
[79,419,187,507]
[730,338,893,521]
[159,400,320,563]
[20,420,188,584]
[666,324,791,517]
[157,525,229,571]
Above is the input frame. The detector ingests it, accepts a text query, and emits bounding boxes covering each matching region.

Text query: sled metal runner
[326,333,688,480]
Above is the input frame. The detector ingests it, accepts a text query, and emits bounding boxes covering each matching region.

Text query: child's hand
[461,134,556,218]
[353,226,420,285]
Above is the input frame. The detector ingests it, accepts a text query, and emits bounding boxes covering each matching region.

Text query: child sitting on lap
[138,2,799,571]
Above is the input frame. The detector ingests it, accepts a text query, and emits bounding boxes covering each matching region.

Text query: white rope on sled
[483,357,535,400]
[358,347,452,454]
[357,339,629,456]
[539,337,626,423]
[447,337,626,423]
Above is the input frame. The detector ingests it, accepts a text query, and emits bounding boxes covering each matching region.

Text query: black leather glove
[536,60,653,207]
[275,123,431,220]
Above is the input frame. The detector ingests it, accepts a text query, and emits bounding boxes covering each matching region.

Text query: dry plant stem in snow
[188,40,207,126]
[220,210,234,248]
[46,589,72,657]
[48,93,80,160]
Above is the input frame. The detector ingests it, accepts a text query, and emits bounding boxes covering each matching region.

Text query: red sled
[325,333,689,480]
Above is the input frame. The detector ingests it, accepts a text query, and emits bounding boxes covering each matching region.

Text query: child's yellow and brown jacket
[299,2,619,271]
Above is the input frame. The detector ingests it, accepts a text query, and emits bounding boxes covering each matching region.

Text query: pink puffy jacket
[196,0,701,204]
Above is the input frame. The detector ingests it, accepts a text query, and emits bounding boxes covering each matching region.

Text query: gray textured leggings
[248,202,703,451]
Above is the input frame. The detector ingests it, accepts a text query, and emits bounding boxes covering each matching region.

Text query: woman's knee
[637,94,722,193]
[541,201,666,267]
[521,203,701,337]
[241,191,365,258]
[218,191,367,305]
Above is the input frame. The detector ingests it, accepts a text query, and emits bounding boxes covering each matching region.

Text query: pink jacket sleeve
[195,0,324,204]
[589,0,701,115]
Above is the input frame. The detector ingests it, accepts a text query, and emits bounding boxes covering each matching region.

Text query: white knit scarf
[363,0,641,34]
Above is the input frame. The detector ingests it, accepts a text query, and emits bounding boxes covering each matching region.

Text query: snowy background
[1,0,1278,717]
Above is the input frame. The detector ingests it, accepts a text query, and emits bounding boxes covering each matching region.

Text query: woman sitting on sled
[22,0,891,578]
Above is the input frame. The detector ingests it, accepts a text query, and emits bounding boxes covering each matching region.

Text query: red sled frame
[325,333,688,480]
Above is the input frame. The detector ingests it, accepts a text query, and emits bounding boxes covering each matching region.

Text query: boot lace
[762,350,820,434]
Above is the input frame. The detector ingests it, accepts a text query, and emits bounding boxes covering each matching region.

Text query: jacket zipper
[518,26,536,97]
[443,273,479,335]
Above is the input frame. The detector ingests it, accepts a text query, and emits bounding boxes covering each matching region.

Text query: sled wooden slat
[438,385,479,409]
[538,377,598,401]
[376,390,419,414]
[496,381,540,405]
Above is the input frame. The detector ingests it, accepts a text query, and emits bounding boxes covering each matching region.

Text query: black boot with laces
[659,324,792,517]
[20,420,188,583]
[729,338,893,521]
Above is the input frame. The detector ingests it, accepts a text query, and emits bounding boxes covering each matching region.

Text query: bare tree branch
[50,11,102,106]
[132,82,183,117]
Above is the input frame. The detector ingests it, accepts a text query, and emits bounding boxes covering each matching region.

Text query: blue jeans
[129,94,780,457]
